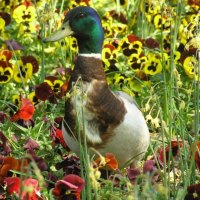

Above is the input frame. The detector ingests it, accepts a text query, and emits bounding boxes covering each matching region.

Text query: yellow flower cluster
[0,50,39,84]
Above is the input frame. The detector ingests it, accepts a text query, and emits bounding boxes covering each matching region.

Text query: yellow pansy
[144,2,160,15]
[28,91,39,105]
[112,73,125,85]
[112,23,128,34]
[128,79,142,93]
[124,41,143,57]
[35,0,50,8]
[68,1,90,9]
[68,37,78,52]
[18,22,36,35]
[0,50,12,62]
[102,46,118,72]
[44,79,64,94]
[0,52,7,62]
[106,73,127,92]
[174,51,181,64]
[183,56,198,80]
[185,37,200,50]
[44,46,56,53]
[0,66,13,83]
[12,94,20,106]
[128,53,147,72]
[13,60,33,83]
[52,80,64,93]
[143,1,160,22]
[102,47,116,63]
[0,18,5,32]
[115,0,128,8]
[102,22,113,37]
[153,14,171,30]
[143,53,163,75]
[13,4,36,23]
[0,0,20,13]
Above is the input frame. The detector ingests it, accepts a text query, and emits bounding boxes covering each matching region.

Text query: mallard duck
[44,6,150,168]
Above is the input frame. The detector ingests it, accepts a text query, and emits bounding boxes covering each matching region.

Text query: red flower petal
[5,177,40,200]
[21,56,39,73]
[21,178,40,200]
[171,140,183,156]
[188,0,200,6]
[104,44,115,52]
[55,129,68,148]
[127,34,142,43]
[35,82,54,101]
[11,97,35,121]
[187,182,200,194]
[0,157,29,184]
[55,179,78,190]
[194,141,200,170]
[109,10,128,24]
[61,81,69,96]
[0,50,12,61]
[53,174,85,198]
[0,157,21,183]
[144,38,160,49]
[4,177,20,195]
[0,12,11,26]
[22,0,33,7]
[63,174,85,192]
[158,140,183,164]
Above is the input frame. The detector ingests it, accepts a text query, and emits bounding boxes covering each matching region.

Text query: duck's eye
[77,13,86,19]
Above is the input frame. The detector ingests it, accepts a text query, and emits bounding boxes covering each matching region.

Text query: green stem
[194,50,200,137]
[41,23,46,82]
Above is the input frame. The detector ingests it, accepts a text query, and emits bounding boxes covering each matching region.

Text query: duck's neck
[73,55,106,82]
[76,21,104,54]
[77,39,103,54]
[72,26,105,82]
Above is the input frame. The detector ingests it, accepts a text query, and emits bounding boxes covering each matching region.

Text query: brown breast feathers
[63,56,127,146]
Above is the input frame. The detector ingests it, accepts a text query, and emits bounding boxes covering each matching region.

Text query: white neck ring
[78,53,102,59]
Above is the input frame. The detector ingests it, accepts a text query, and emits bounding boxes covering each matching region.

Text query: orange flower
[0,156,28,184]
[11,97,35,122]
[95,153,118,170]
[105,153,118,170]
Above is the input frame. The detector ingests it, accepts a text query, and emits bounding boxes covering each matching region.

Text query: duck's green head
[44,6,104,54]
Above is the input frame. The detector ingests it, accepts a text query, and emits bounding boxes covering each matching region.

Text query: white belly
[62,94,150,168]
